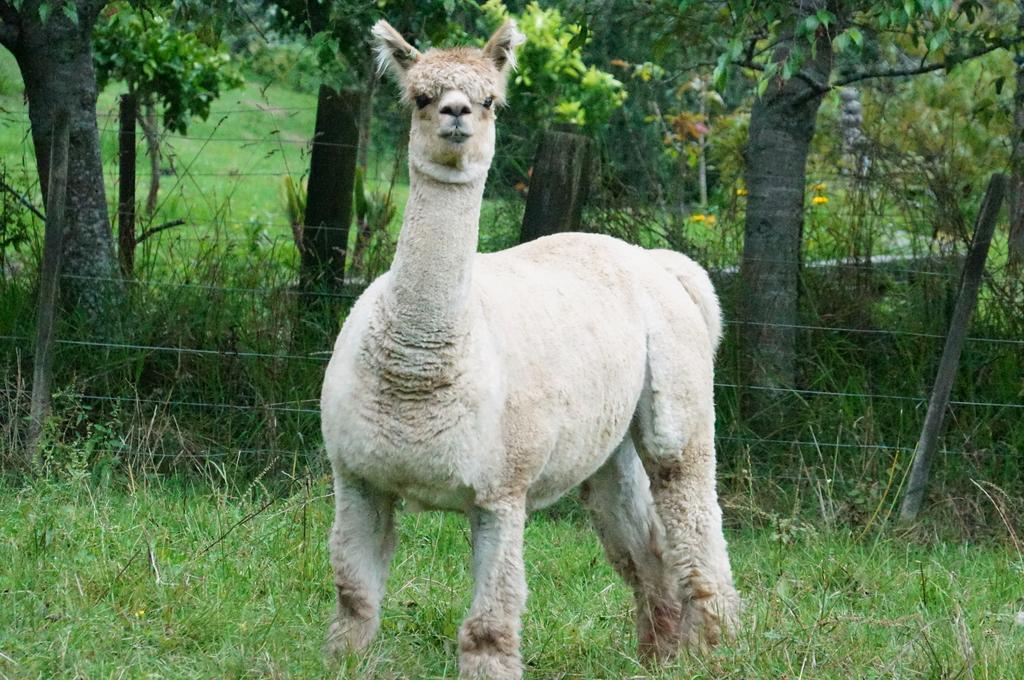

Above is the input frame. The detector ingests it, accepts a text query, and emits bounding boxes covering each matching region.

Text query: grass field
[1,474,1022,679]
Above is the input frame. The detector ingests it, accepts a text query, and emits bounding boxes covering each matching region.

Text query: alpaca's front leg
[324,473,396,657]
[459,499,528,680]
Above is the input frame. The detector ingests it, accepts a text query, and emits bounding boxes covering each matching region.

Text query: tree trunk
[347,74,376,282]
[9,2,119,315]
[1009,1,1024,270]
[739,17,833,414]
[520,126,597,244]
[357,74,376,173]
[698,89,708,207]
[118,92,137,277]
[300,85,360,292]
[141,101,161,216]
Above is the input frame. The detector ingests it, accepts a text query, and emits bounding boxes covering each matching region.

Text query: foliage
[480,0,626,130]
[93,2,242,134]
[261,0,471,89]
[0,164,34,277]
[242,39,326,92]
[661,0,1007,95]
[351,167,398,282]
[853,51,1014,240]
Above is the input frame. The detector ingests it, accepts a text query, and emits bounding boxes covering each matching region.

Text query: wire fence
[1,90,1022,477]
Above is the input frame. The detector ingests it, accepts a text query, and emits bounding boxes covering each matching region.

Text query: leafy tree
[663,0,1012,412]
[93,3,241,136]
[93,1,241,221]
[480,0,626,131]
[0,0,120,314]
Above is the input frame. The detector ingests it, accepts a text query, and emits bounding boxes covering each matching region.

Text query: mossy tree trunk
[739,8,833,417]
[1,0,120,315]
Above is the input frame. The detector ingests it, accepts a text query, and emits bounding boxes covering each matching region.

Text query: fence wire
[1,92,1022,475]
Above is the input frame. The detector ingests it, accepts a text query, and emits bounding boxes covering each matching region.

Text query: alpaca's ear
[371,20,420,80]
[482,20,525,75]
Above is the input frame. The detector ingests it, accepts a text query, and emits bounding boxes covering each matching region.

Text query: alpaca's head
[372,19,524,184]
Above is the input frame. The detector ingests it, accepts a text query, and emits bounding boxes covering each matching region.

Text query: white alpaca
[321,20,740,679]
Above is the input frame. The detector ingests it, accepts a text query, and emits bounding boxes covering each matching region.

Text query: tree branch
[833,40,1011,89]
[0,177,45,221]
[136,218,185,243]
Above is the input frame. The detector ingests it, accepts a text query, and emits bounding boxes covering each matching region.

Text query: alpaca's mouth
[440,129,471,144]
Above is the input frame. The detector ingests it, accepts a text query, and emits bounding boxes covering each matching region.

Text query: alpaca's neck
[385,166,485,343]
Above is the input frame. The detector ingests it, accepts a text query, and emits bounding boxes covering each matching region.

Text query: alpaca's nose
[438,92,473,120]
[440,102,471,117]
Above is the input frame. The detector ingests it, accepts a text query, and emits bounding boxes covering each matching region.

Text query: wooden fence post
[899,174,1008,523]
[118,93,138,278]
[118,92,138,277]
[26,109,71,467]
[301,85,360,294]
[519,125,596,244]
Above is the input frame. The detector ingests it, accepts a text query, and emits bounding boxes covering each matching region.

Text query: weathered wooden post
[27,109,71,466]
[301,85,360,293]
[899,174,1008,523]
[519,125,596,243]
[118,92,138,277]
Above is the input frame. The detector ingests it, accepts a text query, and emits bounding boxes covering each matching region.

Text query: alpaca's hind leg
[582,438,683,663]
[324,473,396,657]
[633,411,740,651]
[459,498,527,680]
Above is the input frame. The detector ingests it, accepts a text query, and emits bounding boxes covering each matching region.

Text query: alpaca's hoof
[680,584,741,650]
[459,651,523,680]
[458,617,522,680]
[324,614,378,658]
[636,598,683,665]
[637,636,680,666]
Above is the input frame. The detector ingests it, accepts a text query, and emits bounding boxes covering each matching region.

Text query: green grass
[1,474,1022,679]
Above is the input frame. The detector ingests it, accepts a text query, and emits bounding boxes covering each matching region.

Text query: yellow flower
[811,195,829,205]
[690,213,706,222]
[705,215,717,225]
[135,609,146,618]
[736,187,748,197]
[811,182,828,192]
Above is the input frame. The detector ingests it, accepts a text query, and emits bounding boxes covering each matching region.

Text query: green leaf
[994,76,1006,95]
[848,28,863,47]
[927,27,949,52]
[567,22,588,53]
[712,52,729,91]
[38,1,52,24]
[782,61,793,81]
[62,1,78,25]
[756,75,769,98]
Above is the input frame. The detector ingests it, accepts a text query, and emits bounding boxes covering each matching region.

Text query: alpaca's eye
[415,94,432,110]
[482,96,494,109]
